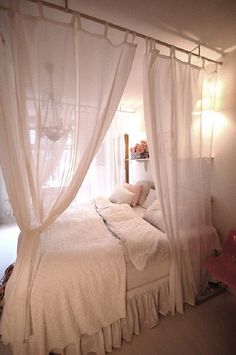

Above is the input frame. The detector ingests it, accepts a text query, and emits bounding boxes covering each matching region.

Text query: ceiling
[71,0,236,57]
[69,0,236,106]
[2,0,236,55]
[2,0,236,106]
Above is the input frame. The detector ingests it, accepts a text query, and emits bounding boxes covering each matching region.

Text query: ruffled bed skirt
[55,277,170,355]
[2,277,170,355]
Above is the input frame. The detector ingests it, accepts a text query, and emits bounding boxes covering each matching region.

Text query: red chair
[203,230,236,289]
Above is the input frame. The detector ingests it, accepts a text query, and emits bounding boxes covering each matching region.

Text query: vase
[131,152,149,159]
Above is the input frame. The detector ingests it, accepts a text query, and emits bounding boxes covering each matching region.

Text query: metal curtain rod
[1,0,223,66]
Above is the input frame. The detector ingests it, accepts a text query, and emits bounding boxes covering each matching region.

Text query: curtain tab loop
[202,58,206,68]
[148,39,154,50]
[131,32,136,43]
[124,30,129,43]
[70,12,76,24]
[145,38,149,52]
[104,23,108,36]
[75,13,81,29]
[154,41,159,51]
[188,53,191,64]
[104,22,109,37]
[170,46,175,58]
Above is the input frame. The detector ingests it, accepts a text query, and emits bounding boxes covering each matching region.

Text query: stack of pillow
[109,181,165,232]
[109,181,155,208]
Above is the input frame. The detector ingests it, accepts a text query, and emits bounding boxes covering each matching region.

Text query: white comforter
[26,198,167,352]
[95,197,168,271]
[30,202,126,351]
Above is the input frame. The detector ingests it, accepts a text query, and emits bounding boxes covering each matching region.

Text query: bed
[11,192,170,355]
[10,181,219,355]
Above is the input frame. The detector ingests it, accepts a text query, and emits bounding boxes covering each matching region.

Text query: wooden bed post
[124,133,129,183]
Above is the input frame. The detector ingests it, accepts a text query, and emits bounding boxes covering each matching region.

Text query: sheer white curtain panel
[76,113,125,202]
[0,10,136,346]
[143,44,217,313]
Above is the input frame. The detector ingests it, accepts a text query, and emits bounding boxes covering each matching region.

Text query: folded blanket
[95,197,168,271]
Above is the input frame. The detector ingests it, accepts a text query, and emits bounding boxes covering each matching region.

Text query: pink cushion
[123,183,143,207]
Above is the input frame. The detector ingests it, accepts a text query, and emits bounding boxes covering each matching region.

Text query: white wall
[129,160,153,184]
[0,170,15,224]
[0,225,19,278]
[211,49,236,241]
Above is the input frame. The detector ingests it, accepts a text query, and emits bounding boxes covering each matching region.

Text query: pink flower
[130,147,136,153]
[130,140,149,157]
[136,145,145,153]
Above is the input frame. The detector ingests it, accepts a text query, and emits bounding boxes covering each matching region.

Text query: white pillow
[146,199,161,211]
[143,200,165,232]
[135,180,154,206]
[110,186,135,205]
[141,188,157,209]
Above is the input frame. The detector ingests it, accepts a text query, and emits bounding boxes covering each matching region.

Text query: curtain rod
[1,0,223,66]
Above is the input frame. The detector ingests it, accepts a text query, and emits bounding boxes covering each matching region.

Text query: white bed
[10,197,170,355]
[12,196,218,355]
[121,203,171,291]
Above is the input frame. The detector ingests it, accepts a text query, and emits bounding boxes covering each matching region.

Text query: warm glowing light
[212,112,227,136]
[202,110,215,133]
[199,111,227,138]
[204,79,217,97]
[192,110,227,157]
[193,96,217,113]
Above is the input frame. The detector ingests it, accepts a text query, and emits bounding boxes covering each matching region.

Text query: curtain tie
[23,228,42,239]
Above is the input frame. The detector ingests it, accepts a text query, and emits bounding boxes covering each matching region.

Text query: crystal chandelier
[41,62,70,142]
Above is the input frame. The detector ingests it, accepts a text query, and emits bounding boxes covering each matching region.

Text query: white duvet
[95,197,168,271]
[30,202,126,351]
[24,198,167,352]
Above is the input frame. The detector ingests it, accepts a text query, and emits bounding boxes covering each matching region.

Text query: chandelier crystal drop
[41,63,70,142]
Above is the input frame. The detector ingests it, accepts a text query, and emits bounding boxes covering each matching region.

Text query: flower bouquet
[130,140,149,159]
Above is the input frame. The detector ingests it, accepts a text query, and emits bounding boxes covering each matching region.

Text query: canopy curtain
[76,112,125,202]
[0,8,136,346]
[143,42,217,313]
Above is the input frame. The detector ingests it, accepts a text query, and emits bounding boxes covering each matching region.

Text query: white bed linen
[45,200,220,355]
[96,197,169,271]
[16,198,170,354]
[1,199,220,355]
[52,278,171,355]
[132,205,146,218]
[28,202,126,353]
[126,254,170,290]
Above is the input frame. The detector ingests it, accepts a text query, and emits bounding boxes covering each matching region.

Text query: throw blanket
[96,197,168,271]
[30,202,126,351]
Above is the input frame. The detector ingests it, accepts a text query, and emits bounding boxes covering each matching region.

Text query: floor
[111,292,236,355]
[0,292,235,355]
[0,224,19,279]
